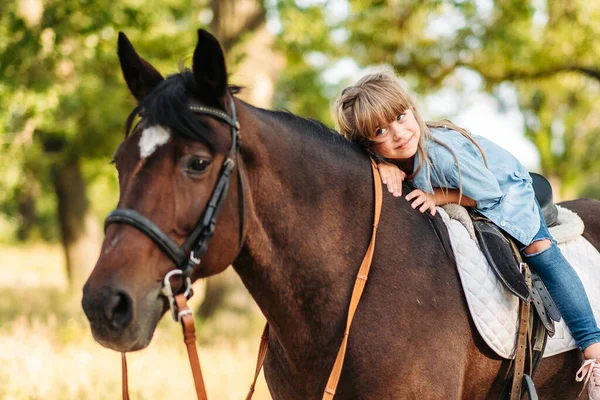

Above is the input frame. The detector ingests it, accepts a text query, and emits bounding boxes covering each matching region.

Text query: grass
[0,245,270,399]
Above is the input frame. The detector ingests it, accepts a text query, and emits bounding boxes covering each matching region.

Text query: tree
[274,0,600,198]
[198,0,286,319]
[0,0,204,290]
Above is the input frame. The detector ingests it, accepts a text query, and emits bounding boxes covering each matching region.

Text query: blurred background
[1,0,599,398]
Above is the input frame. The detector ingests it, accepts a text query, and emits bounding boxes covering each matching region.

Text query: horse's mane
[265,109,360,151]
[123,68,367,160]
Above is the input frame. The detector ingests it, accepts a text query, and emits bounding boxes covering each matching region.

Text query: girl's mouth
[396,134,413,149]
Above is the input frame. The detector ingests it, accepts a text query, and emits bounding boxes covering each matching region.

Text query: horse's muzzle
[82,283,135,347]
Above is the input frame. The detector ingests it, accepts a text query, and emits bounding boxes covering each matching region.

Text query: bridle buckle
[161,269,193,322]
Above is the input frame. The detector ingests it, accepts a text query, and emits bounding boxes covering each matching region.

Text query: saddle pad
[437,207,600,359]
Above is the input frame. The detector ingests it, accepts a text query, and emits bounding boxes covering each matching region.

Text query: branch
[573,67,600,81]
[465,63,600,84]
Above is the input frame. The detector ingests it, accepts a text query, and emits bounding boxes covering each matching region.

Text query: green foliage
[2,0,599,244]
[0,0,212,241]
[275,0,600,198]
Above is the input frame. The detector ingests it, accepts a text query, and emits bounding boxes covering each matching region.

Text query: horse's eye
[187,158,209,173]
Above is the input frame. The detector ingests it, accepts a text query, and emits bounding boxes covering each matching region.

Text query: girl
[333,71,600,398]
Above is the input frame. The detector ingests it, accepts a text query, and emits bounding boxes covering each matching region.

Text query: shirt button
[500,221,506,227]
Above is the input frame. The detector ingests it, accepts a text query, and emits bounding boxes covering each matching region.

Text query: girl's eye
[375,128,385,136]
[397,113,406,121]
[187,158,210,173]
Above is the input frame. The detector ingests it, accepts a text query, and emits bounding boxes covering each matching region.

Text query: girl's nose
[391,122,404,139]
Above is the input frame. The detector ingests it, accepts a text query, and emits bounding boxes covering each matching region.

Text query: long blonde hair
[332,70,487,200]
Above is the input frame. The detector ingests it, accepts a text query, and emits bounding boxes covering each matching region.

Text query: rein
[107,93,383,399]
[246,160,383,400]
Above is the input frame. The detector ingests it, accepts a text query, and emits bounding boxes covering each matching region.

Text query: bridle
[105,93,245,319]
[105,93,245,400]
[102,92,384,400]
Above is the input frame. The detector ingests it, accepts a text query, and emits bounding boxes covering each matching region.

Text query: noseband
[104,94,244,305]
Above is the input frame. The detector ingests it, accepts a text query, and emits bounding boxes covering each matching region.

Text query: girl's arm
[433,188,476,207]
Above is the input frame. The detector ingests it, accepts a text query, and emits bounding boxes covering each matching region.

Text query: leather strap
[510,263,532,400]
[122,352,129,400]
[120,159,382,400]
[121,295,208,400]
[106,209,188,267]
[245,324,270,400]
[245,160,382,400]
[175,294,208,400]
[322,159,382,400]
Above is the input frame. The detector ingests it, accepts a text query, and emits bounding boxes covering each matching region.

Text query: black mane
[124,69,227,152]
[124,69,367,159]
[253,108,369,163]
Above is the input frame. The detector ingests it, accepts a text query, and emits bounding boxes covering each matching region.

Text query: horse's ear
[117,32,164,102]
[192,29,228,108]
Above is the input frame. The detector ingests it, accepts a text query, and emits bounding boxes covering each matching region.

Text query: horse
[81,29,599,399]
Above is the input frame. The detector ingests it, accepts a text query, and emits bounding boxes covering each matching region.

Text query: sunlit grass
[0,245,270,399]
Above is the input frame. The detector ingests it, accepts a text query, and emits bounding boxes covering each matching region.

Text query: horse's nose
[82,284,133,331]
[105,290,133,329]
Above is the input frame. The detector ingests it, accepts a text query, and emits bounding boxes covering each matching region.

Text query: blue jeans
[515,203,600,351]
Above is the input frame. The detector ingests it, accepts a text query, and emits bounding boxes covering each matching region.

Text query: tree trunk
[16,177,37,241]
[51,158,101,292]
[197,0,285,319]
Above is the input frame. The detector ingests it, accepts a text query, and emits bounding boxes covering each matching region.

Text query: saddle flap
[472,220,530,301]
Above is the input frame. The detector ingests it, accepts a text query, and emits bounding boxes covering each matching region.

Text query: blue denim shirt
[411,127,540,245]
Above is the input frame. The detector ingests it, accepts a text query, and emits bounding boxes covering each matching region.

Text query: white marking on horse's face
[139,125,171,158]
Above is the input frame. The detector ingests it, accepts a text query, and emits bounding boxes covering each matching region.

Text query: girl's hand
[406,189,437,216]
[377,163,406,197]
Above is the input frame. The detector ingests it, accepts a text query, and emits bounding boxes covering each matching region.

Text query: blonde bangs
[353,84,413,140]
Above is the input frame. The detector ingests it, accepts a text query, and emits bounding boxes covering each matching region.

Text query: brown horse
[82,29,599,399]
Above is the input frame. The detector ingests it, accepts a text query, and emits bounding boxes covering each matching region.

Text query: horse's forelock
[123,70,229,153]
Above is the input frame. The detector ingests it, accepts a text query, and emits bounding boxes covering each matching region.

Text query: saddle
[468,172,562,400]
[471,172,561,330]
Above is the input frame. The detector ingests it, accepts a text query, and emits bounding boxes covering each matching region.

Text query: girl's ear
[117,32,164,102]
[192,29,228,109]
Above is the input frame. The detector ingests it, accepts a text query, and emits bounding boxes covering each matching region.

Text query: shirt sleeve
[449,141,504,210]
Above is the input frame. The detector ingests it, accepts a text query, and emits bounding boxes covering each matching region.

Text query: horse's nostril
[105,291,133,329]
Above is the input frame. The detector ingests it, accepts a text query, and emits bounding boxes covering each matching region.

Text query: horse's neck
[233,105,375,361]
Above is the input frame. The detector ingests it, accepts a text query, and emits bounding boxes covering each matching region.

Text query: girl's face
[371,108,420,161]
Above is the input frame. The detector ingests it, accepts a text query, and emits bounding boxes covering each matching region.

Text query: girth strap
[245,159,383,400]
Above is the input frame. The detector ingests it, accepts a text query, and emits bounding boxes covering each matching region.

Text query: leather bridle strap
[245,324,270,400]
[121,353,129,400]
[120,294,208,400]
[175,293,208,400]
[105,94,243,279]
[245,159,383,400]
[116,94,244,400]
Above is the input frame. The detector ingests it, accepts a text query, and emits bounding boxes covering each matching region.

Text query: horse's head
[82,30,244,352]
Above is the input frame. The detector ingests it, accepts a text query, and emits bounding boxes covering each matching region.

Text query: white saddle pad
[437,207,600,359]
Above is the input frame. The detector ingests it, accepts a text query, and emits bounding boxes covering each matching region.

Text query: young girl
[333,71,600,398]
